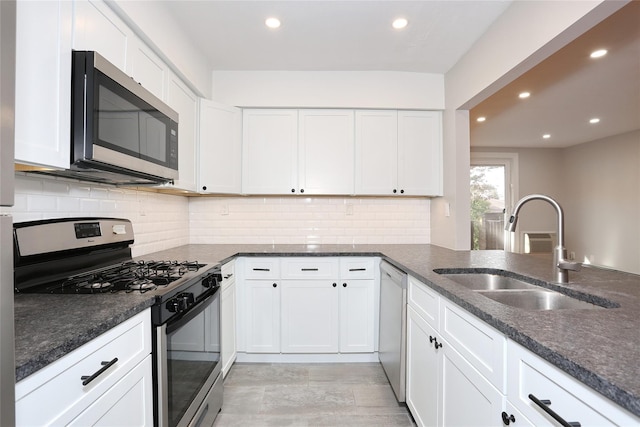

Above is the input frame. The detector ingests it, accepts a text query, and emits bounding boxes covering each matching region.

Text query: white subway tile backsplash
[12,174,431,252]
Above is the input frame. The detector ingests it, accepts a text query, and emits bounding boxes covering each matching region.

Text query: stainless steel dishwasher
[379,260,408,402]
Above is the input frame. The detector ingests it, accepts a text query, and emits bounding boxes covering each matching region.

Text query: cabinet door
[199,100,242,194]
[221,280,237,377]
[73,0,130,71]
[440,341,505,427]
[165,72,198,191]
[281,281,339,353]
[126,38,168,101]
[67,357,153,427]
[354,110,398,195]
[298,110,355,195]
[245,280,281,353]
[14,0,72,169]
[242,109,298,194]
[406,306,440,427]
[397,110,442,196]
[339,280,374,353]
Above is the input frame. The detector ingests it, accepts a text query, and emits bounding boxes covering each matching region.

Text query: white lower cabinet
[221,262,237,377]
[440,339,504,426]
[67,356,153,427]
[407,304,504,427]
[407,305,440,427]
[245,279,281,353]
[281,280,340,353]
[15,309,152,426]
[406,277,506,427]
[507,340,639,426]
[240,257,377,357]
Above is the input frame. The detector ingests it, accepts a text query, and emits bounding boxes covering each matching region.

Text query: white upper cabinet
[355,110,442,196]
[126,39,168,101]
[14,0,73,169]
[164,72,198,191]
[397,110,442,196]
[298,110,355,195]
[199,100,242,194]
[73,0,130,71]
[354,110,398,195]
[242,109,299,194]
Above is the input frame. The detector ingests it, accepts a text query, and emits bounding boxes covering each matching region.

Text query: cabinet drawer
[507,340,639,427]
[16,309,151,426]
[439,299,505,392]
[281,257,338,279]
[244,258,280,279]
[407,276,440,330]
[340,257,377,279]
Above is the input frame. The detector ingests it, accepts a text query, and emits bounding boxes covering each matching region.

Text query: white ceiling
[162,0,512,73]
[470,2,640,149]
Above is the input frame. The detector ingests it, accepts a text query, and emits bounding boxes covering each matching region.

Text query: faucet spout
[505,194,581,283]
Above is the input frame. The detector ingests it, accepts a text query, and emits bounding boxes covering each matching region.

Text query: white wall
[434,0,627,251]
[189,196,430,245]
[563,130,640,274]
[3,174,189,257]
[211,71,444,109]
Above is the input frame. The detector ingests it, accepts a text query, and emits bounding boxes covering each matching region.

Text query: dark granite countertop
[14,244,640,418]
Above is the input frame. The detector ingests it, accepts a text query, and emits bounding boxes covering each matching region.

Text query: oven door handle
[165,287,219,334]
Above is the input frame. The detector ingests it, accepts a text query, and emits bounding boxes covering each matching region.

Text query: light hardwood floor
[213,363,416,427]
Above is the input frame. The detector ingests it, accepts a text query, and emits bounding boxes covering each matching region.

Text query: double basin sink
[434,269,617,311]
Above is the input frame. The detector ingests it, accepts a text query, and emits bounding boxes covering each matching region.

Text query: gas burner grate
[50,260,206,294]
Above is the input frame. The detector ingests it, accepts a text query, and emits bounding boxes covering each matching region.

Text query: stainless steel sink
[434,269,606,310]
[477,289,602,310]
[440,273,539,291]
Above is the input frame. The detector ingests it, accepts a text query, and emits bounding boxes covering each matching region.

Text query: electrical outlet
[346,204,354,216]
[220,204,229,216]
[444,202,450,217]
[569,251,576,260]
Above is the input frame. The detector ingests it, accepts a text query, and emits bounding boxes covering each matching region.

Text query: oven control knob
[201,274,218,289]
[166,292,194,312]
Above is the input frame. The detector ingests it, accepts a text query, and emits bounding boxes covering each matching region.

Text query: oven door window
[165,292,220,427]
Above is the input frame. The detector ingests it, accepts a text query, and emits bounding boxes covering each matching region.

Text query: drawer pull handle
[81,358,118,386]
[528,394,581,427]
[349,268,366,272]
[223,273,234,279]
[501,411,516,425]
[301,268,319,271]
[253,268,270,271]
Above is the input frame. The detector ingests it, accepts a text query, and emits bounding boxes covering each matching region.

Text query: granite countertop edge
[14,243,640,418]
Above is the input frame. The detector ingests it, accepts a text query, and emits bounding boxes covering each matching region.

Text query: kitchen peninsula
[14,244,640,422]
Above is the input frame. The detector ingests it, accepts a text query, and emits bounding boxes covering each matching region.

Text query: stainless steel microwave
[67,50,179,185]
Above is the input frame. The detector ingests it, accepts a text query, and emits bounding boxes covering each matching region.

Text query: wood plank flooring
[213,363,416,426]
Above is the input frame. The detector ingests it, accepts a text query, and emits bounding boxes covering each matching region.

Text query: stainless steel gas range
[13,217,223,427]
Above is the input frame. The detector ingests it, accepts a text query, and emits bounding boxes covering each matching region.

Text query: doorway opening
[470,152,518,251]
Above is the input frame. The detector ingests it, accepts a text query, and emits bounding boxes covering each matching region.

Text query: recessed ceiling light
[392,18,408,30]
[589,118,600,124]
[265,17,281,29]
[590,49,608,58]
[518,92,531,99]
[476,116,486,122]
[542,134,551,139]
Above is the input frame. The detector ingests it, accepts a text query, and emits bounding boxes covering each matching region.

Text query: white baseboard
[235,352,380,363]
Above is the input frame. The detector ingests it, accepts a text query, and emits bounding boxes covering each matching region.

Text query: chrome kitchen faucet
[506,194,581,283]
